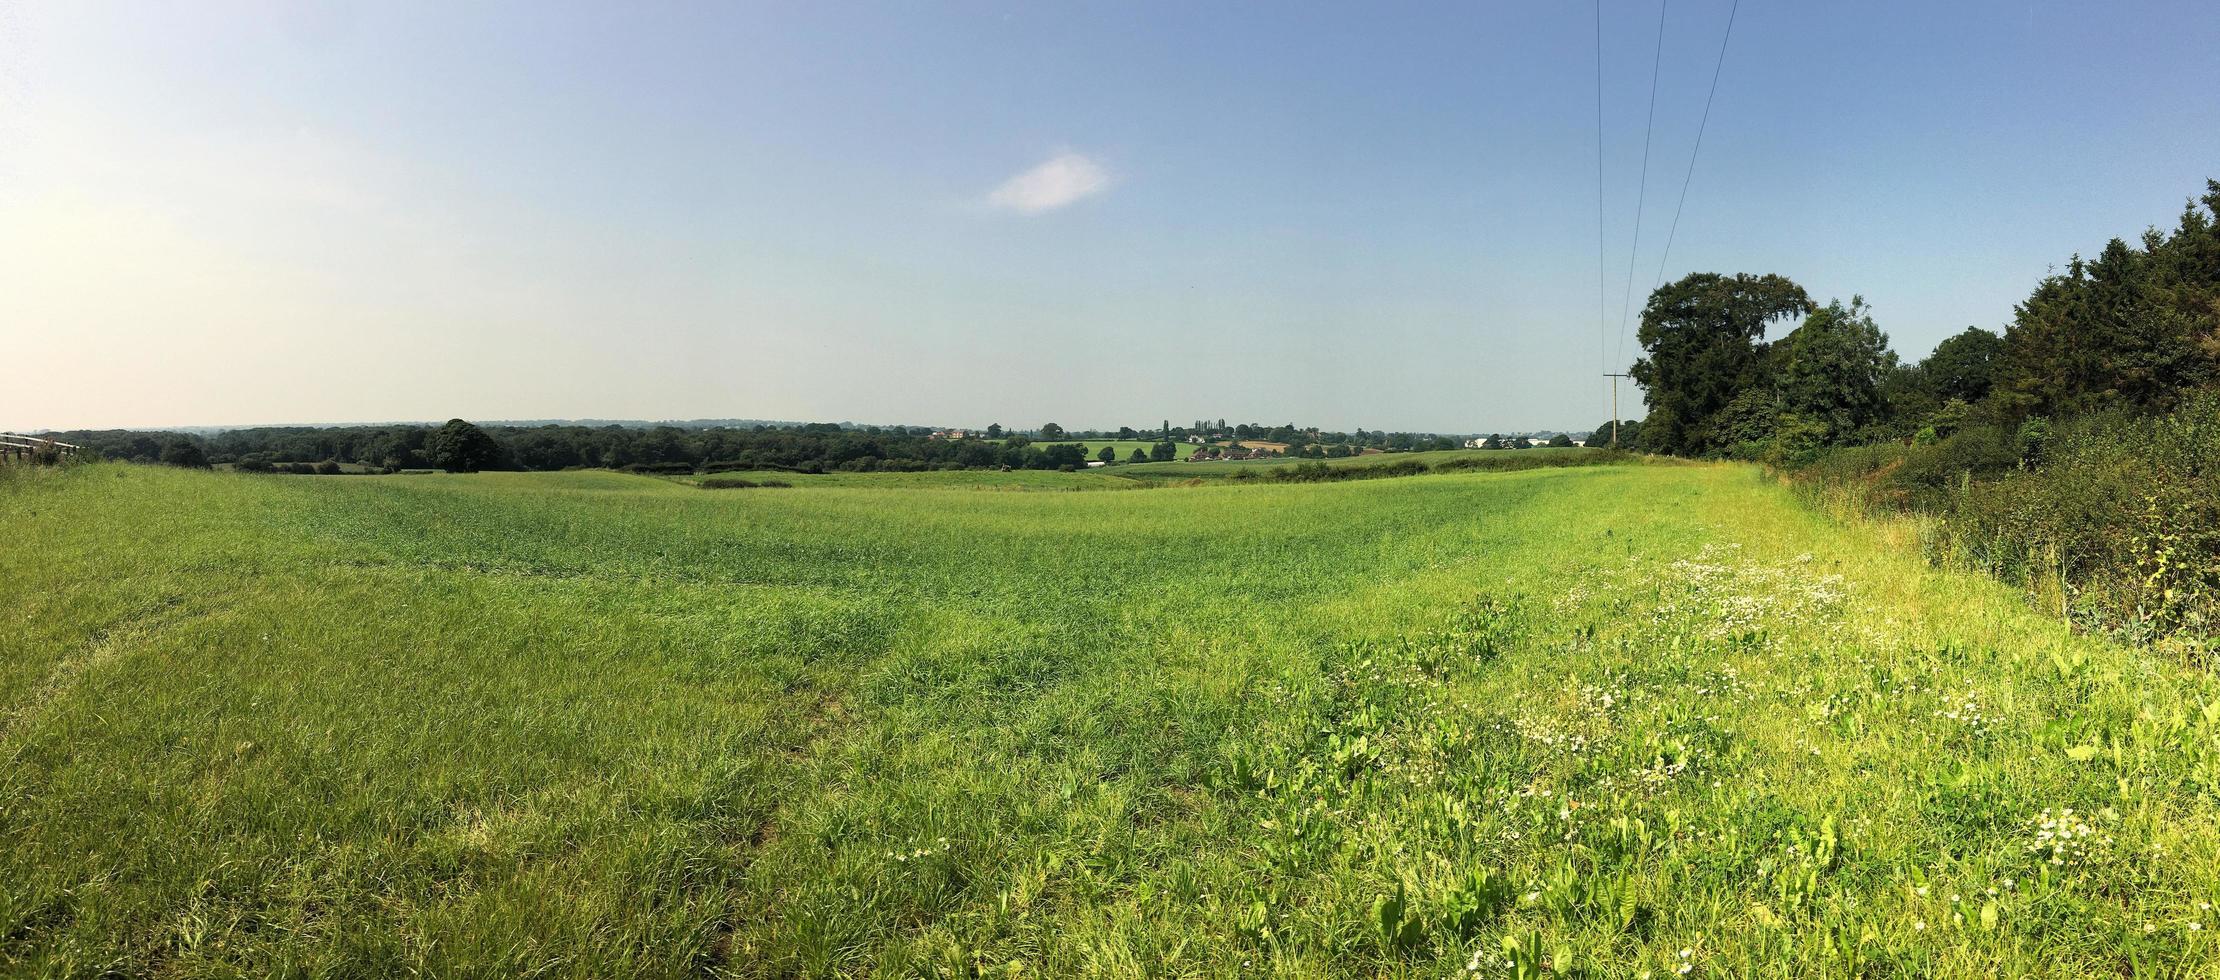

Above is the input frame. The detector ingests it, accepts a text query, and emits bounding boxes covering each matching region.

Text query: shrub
[1888,425,2018,505]
[1368,460,1432,479]
[1796,389,2219,650]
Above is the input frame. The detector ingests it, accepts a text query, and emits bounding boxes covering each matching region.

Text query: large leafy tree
[1587,419,1641,448]
[1877,326,2004,438]
[1780,297,1897,444]
[424,419,506,473]
[1630,273,1813,455]
[159,438,209,469]
[1922,326,2006,404]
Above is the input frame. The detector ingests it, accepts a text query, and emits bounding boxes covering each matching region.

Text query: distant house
[1187,435,1205,444]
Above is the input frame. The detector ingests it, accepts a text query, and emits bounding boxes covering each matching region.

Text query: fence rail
[0,433,82,462]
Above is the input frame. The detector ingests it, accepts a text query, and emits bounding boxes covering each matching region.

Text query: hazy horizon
[7,1,2219,433]
[10,416,1585,439]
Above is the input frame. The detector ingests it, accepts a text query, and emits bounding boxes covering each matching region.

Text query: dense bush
[1950,393,2218,646]
[1431,449,1636,474]
[1267,459,1431,483]
[1799,389,2219,651]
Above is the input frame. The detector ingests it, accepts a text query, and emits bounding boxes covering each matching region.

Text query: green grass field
[1120,446,1603,478]
[686,468,1145,491]
[5,461,2215,976]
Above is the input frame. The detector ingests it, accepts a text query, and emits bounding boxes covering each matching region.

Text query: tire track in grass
[692,603,904,973]
[0,592,223,754]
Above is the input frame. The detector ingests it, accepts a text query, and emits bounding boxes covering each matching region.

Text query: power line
[1592,0,1615,424]
[1647,0,1741,297]
[1612,0,1670,372]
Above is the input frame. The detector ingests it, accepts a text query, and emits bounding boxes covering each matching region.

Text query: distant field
[986,439,1173,457]
[1121,445,1605,477]
[6,461,2214,976]
[212,460,383,474]
[683,468,1142,490]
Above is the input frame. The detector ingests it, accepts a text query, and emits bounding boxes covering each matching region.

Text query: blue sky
[4,1,2218,432]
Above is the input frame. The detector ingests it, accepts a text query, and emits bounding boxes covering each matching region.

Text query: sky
[4,1,2218,434]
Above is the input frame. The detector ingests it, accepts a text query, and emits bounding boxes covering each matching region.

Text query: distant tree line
[51,421,1100,474]
[52,417,1499,474]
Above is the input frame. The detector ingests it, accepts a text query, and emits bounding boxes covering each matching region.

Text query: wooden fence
[0,433,82,463]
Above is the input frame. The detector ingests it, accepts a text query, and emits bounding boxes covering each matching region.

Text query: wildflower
[2023,808,2113,868]
[1914,921,1927,931]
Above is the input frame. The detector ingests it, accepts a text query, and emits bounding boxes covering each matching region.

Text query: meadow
[683,468,1147,491]
[1120,446,1609,479]
[4,460,2216,977]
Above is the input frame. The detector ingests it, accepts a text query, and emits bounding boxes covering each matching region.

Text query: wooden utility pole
[1601,374,1630,448]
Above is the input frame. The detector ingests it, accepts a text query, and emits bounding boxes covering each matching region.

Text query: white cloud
[985,151,1111,214]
